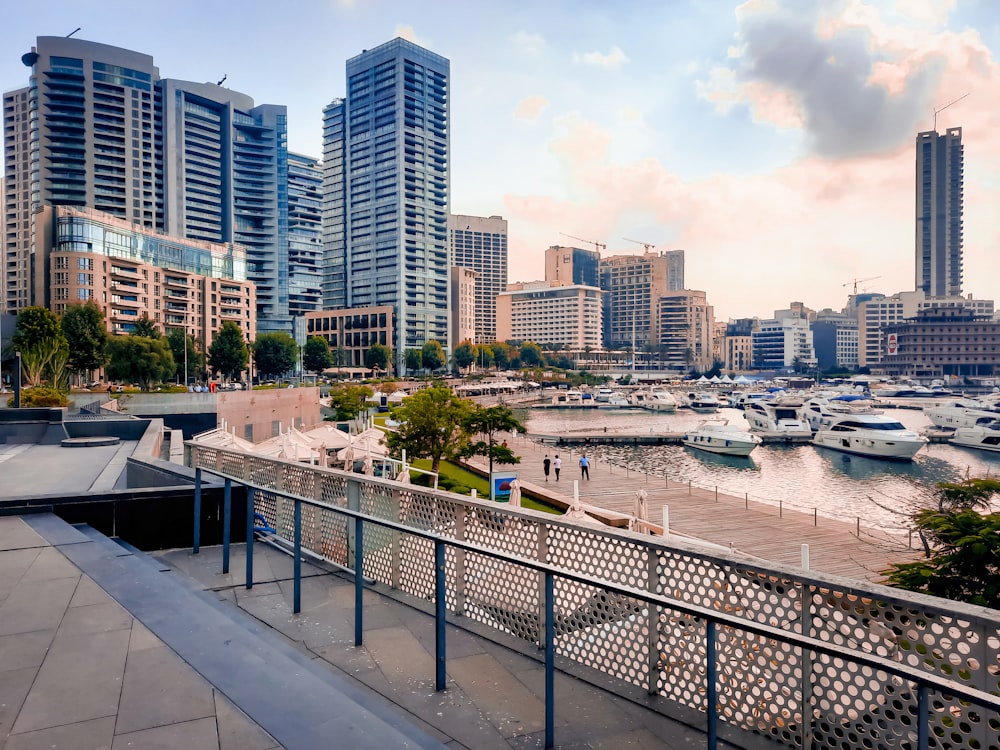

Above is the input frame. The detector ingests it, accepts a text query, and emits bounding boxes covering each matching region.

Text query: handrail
[189,453,1000,750]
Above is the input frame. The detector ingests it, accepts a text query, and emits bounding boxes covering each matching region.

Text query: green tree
[404,348,422,373]
[105,335,175,391]
[166,328,204,383]
[253,332,299,379]
[208,321,249,381]
[490,342,510,371]
[365,343,391,374]
[453,340,476,372]
[384,385,473,472]
[303,336,333,374]
[131,314,160,338]
[477,344,494,370]
[12,306,65,352]
[519,341,544,368]
[461,404,527,477]
[327,383,373,420]
[61,302,109,380]
[421,340,446,373]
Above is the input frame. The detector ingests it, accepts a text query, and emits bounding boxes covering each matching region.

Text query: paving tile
[69,576,112,608]
[4,715,115,750]
[127,620,163,653]
[0,549,43,589]
[0,630,54,673]
[115,645,215,734]
[0,576,79,637]
[110,716,220,750]
[20,547,80,583]
[56,601,133,637]
[214,689,281,750]
[0,667,36,739]
[445,652,546,738]
[13,629,130,733]
[0,518,46,552]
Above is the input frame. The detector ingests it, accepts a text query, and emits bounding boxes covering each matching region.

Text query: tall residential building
[3,36,290,333]
[449,214,507,343]
[286,153,323,318]
[450,266,476,346]
[322,39,450,373]
[544,245,600,287]
[598,249,684,349]
[655,290,714,372]
[915,128,963,297]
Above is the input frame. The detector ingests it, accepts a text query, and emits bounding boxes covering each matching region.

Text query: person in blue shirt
[579,453,590,480]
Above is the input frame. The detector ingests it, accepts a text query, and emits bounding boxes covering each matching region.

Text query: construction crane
[842,276,882,295]
[559,233,606,253]
[623,237,657,252]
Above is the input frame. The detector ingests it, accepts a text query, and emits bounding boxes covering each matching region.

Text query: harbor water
[522,406,1000,531]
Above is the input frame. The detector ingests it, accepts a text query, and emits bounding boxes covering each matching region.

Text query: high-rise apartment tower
[915,127,963,297]
[322,38,450,372]
[450,214,507,344]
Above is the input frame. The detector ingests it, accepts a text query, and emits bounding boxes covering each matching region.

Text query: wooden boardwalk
[468,434,922,584]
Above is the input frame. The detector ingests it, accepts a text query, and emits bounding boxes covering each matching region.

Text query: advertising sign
[490,471,518,502]
[887,332,898,355]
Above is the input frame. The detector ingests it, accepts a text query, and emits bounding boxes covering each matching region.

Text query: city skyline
[2,1,999,322]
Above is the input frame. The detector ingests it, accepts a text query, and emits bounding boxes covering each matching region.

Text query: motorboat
[644,387,678,413]
[743,397,812,438]
[595,387,615,403]
[597,392,632,409]
[950,424,1000,453]
[923,400,1000,430]
[684,392,721,413]
[682,419,762,456]
[799,396,878,432]
[731,392,771,410]
[812,414,927,461]
[871,384,917,398]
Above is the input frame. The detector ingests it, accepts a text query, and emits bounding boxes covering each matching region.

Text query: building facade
[655,290,714,372]
[287,153,323,319]
[495,282,603,351]
[3,36,290,333]
[751,317,816,370]
[544,245,600,288]
[915,128,963,297]
[881,306,1000,379]
[450,266,476,346]
[449,214,507,344]
[322,39,450,373]
[34,205,255,344]
[811,311,859,371]
[304,306,395,370]
[598,250,685,349]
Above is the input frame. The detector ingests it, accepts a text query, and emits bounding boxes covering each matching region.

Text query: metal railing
[187,443,1000,750]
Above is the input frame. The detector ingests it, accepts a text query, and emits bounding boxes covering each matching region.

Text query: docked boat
[684,392,721,413]
[594,387,615,403]
[645,387,678,412]
[597,392,631,409]
[682,419,762,456]
[743,397,812,438]
[923,400,1000,430]
[799,395,878,432]
[950,424,1000,453]
[812,414,927,461]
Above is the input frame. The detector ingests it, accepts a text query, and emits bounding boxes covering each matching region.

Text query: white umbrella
[342,443,355,471]
[632,488,649,533]
[396,465,411,484]
[362,454,374,476]
[507,478,521,507]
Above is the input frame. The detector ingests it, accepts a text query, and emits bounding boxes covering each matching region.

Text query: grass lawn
[410,458,557,514]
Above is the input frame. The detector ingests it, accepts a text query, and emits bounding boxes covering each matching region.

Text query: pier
[526,429,814,446]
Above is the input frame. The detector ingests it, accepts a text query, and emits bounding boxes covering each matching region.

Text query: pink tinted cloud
[514,95,549,121]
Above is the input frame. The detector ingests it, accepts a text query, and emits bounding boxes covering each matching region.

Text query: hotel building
[495,282,603,351]
[598,249,684,349]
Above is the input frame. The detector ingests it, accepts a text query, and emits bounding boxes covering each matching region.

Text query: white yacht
[684,392,721,413]
[950,424,1000,453]
[645,387,678,412]
[923,400,1000,430]
[799,396,878,432]
[744,397,812,438]
[812,414,927,460]
[682,420,762,456]
[595,387,615,403]
[597,392,631,409]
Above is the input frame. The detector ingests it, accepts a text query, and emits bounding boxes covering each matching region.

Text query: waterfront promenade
[471,433,920,582]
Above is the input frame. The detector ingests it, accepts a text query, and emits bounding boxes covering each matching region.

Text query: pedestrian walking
[579,453,590,480]
[543,454,551,481]
[553,454,561,481]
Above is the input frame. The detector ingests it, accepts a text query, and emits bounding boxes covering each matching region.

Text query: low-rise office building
[304,305,395,370]
[880,305,1000,379]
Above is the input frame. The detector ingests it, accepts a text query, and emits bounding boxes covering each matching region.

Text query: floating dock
[527,431,814,446]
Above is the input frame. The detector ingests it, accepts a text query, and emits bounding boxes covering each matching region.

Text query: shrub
[7,387,69,407]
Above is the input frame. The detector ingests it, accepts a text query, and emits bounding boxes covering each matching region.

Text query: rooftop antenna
[66,27,81,38]
[933,93,969,131]
[216,73,227,86]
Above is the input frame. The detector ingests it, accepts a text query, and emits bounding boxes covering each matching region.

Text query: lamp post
[246,331,253,390]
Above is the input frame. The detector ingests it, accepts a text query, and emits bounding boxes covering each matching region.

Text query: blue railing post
[545,571,555,749]
[435,539,446,691]
[193,467,202,554]
[222,478,231,574]
[293,499,302,615]
[917,683,929,750]
[354,516,364,646]
[245,487,255,589]
[706,619,718,750]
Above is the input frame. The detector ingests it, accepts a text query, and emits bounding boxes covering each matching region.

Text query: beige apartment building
[304,306,395,370]
[496,282,603,350]
[656,290,714,371]
[450,266,477,345]
[35,206,255,345]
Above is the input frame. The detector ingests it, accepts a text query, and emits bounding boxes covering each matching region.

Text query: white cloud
[393,24,429,47]
[572,45,629,70]
[514,95,549,121]
[511,30,545,59]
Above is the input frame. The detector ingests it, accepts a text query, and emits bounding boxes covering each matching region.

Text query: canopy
[335,427,388,461]
[189,426,255,453]
[696,375,710,383]
[298,423,352,449]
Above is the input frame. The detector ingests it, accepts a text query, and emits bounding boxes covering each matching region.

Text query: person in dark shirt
[543,454,551,481]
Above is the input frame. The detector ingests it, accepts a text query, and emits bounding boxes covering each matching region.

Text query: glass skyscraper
[286,153,323,318]
[322,38,450,372]
[915,127,963,298]
[3,36,290,333]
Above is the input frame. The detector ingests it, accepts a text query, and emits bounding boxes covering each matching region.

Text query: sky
[2,0,999,321]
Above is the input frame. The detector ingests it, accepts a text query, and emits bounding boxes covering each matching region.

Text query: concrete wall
[217,387,321,443]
